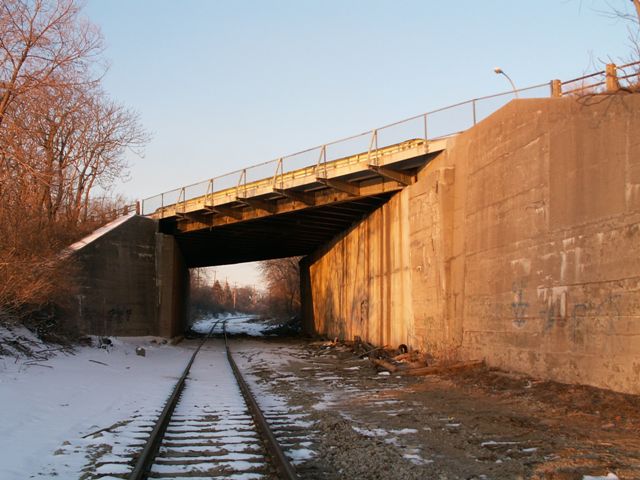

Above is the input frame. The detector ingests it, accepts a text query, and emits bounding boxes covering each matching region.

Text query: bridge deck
[154,138,447,224]
[154,137,448,266]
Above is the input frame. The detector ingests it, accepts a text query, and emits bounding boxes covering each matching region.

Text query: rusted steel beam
[176,212,204,222]
[316,177,360,196]
[273,188,316,206]
[236,196,277,214]
[368,165,413,186]
[204,205,243,219]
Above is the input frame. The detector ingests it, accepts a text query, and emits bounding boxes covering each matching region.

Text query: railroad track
[121,319,300,480]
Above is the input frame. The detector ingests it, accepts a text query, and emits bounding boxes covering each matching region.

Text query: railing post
[316,145,327,178]
[367,129,379,166]
[135,200,140,215]
[606,63,620,92]
[551,79,562,97]
[472,99,477,125]
[272,158,283,189]
[423,114,428,140]
[236,169,247,198]
[161,193,164,219]
[206,179,214,207]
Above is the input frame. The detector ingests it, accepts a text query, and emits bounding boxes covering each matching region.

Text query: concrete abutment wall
[302,95,640,394]
[66,216,188,337]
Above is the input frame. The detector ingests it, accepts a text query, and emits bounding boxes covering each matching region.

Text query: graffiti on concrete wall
[539,288,567,333]
[511,279,622,342]
[511,280,529,327]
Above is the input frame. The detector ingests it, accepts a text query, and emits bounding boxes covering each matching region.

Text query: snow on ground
[0,316,281,479]
[191,313,271,336]
[0,328,193,479]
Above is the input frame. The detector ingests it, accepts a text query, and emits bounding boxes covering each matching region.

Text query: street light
[494,67,519,98]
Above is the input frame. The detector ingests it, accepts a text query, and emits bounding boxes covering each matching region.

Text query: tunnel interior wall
[303,95,640,394]
[66,215,187,337]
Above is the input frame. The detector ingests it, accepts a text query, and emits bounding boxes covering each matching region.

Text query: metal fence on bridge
[140,61,640,217]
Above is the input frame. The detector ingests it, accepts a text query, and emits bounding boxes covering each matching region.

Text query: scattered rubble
[236,337,640,479]
[314,336,483,377]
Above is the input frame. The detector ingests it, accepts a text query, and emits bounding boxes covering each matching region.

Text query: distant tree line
[189,257,301,323]
[189,269,261,321]
[258,257,300,319]
[0,0,147,323]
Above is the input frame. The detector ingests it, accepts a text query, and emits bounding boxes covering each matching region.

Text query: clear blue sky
[84,0,636,285]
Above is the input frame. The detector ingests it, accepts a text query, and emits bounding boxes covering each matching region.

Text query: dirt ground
[234,336,640,480]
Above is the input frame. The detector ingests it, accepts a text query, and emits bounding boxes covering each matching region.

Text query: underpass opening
[152,138,447,341]
[186,257,302,339]
[167,193,401,341]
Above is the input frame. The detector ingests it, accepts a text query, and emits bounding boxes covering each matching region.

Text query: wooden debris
[82,420,129,438]
[399,360,483,377]
[358,346,383,358]
[370,358,399,373]
[392,352,413,362]
[82,425,113,438]
[405,361,428,369]
[89,359,108,366]
[23,362,53,369]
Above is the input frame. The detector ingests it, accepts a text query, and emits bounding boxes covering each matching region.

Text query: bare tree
[259,257,301,319]
[602,0,640,62]
[0,0,104,128]
[0,1,147,325]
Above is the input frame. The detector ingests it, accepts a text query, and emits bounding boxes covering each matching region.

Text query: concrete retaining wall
[303,94,640,394]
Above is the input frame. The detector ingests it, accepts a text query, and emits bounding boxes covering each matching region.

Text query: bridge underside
[164,192,395,267]
[156,139,447,267]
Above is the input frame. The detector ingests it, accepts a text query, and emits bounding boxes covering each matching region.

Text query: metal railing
[552,61,640,97]
[140,61,640,217]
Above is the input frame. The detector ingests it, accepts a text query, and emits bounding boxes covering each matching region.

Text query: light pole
[494,67,519,98]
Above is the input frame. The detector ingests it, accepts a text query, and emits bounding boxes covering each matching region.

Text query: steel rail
[127,320,222,480]
[223,321,298,480]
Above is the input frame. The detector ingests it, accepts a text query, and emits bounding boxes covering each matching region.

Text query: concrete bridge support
[65,215,188,337]
[302,94,640,394]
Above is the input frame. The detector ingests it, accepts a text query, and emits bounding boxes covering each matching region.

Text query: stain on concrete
[304,95,640,394]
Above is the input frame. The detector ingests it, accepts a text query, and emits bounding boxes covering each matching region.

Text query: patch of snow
[150,460,260,473]
[403,453,434,465]
[0,336,193,479]
[481,440,519,447]
[288,448,315,461]
[583,474,619,480]
[390,428,418,435]
[352,426,388,437]
[95,463,132,474]
[191,314,270,337]
[315,375,342,381]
